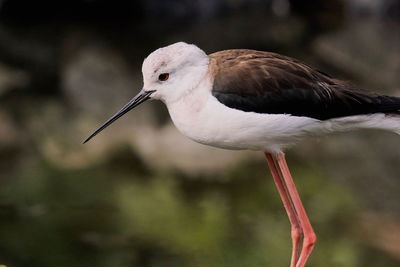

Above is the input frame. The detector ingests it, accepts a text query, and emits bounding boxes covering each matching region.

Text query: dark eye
[158,73,169,81]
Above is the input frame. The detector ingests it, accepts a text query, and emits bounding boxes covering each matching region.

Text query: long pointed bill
[83,90,155,144]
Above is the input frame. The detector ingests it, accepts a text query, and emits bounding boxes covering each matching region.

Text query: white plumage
[140,42,400,154]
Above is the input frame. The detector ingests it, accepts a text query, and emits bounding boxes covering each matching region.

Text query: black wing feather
[209,50,400,120]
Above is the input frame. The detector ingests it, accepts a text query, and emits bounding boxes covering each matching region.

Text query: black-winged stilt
[84,42,400,267]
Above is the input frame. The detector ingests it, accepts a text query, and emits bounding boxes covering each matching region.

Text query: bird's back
[208,49,400,120]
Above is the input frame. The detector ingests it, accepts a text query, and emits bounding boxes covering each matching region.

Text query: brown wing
[209,49,400,120]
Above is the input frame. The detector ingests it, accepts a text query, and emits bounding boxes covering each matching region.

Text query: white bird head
[141,42,209,103]
[83,42,209,143]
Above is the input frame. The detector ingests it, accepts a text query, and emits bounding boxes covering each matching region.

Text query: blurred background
[0,0,399,266]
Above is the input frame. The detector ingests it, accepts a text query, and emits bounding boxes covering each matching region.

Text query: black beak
[83,90,155,144]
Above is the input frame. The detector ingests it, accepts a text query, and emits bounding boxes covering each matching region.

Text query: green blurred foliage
[0,148,398,266]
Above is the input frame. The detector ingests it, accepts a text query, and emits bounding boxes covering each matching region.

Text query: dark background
[0,0,399,266]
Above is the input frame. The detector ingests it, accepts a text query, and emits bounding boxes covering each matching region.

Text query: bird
[83,42,400,267]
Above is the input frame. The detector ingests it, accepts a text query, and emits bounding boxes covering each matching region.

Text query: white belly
[166,87,321,154]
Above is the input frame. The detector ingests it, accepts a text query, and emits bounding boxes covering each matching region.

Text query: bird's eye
[158,73,169,81]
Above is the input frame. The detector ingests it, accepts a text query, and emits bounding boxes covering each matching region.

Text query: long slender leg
[264,152,303,267]
[276,153,316,267]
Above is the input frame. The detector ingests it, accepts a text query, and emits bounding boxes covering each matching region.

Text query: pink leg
[276,153,316,267]
[265,153,303,267]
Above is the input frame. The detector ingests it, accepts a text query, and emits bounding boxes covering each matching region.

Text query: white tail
[327,113,400,135]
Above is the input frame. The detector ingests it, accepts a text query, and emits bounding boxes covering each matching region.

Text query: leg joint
[291,226,303,241]
[304,232,317,248]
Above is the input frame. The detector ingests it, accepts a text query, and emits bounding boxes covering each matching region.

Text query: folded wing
[209,50,400,120]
